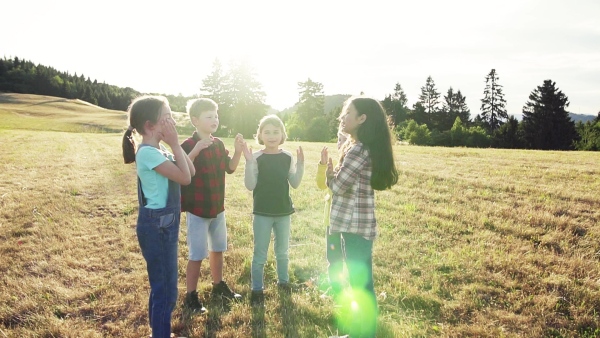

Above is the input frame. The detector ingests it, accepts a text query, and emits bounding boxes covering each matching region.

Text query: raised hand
[242,141,253,161]
[320,146,328,165]
[161,117,179,147]
[326,157,334,177]
[296,146,304,163]
[234,133,245,152]
[193,137,214,153]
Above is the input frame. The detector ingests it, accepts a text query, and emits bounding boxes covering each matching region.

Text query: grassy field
[1,94,600,337]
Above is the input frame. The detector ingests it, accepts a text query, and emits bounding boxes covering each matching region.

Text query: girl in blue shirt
[122,95,194,338]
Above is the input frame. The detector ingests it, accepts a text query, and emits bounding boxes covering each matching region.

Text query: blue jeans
[251,214,291,291]
[326,226,344,294]
[330,231,377,338]
[136,175,180,338]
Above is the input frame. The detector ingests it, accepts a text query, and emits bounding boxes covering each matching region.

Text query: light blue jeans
[251,214,291,291]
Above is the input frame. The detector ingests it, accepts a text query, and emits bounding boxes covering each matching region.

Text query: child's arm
[316,146,328,190]
[155,119,192,185]
[243,143,258,191]
[187,138,213,162]
[326,145,366,195]
[184,152,196,177]
[288,146,304,189]
[227,133,244,173]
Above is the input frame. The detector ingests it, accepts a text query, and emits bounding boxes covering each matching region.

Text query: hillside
[570,112,598,123]
[0,93,127,133]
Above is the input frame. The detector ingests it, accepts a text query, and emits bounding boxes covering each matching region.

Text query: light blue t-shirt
[136,144,174,209]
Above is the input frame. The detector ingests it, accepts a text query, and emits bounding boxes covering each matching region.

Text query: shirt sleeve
[181,138,193,155]
[244,151,260,191]
[327,145,367,195]
[137,146,169,170]
[288,153,304,189]
[223,141,234,174]
[316,163,327,190]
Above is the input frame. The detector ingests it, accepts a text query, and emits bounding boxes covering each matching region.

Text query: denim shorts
[186,211,228,261]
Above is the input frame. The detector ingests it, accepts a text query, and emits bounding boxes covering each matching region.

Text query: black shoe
[278,283,291,293]
[183,290,207,314]
[212,281,242,301]
[250,290,264,306]
[277,282,296,294]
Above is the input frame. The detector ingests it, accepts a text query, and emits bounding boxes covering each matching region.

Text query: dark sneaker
[277,282,296,294]
[250,290,264,306]
[212,281,242,301]
[183,290,207,314]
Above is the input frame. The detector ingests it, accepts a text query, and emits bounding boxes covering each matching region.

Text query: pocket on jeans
[159,213,176,229]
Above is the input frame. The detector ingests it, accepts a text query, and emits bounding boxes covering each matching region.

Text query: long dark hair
[346,96,398,190]
[122,96,168,164]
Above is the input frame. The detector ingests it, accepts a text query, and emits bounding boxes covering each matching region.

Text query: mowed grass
[1,94,600,337]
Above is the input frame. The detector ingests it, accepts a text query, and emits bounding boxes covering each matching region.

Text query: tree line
[1,56,598,150]
[382,70,600,151]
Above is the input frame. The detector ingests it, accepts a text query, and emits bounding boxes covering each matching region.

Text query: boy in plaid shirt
[180,98,245,314]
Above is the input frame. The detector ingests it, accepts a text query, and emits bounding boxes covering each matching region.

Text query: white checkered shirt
[327,142,376,240]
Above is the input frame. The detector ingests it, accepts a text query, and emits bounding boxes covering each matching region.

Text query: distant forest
[0,56,196,113]
[1,56,599,150]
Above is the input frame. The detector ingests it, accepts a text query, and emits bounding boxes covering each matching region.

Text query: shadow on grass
[178,292,236,338]
[251,299,266,338]
[277,288,298,338]
[203,294,234,338]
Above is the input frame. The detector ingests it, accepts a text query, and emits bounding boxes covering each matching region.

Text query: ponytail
[122,95,168,164]
[122,126,136,164]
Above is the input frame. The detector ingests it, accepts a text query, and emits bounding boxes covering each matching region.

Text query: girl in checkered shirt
[325,96,398,338]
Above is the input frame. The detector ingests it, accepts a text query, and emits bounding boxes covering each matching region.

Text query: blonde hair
[255,114,287,145]
[186,98,218,119]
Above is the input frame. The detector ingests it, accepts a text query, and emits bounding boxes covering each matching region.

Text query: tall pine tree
[522,80,577,150]
[440,87,471,131]
[382,82,409,127]
[480,69,507,133]
[414,76,440,130]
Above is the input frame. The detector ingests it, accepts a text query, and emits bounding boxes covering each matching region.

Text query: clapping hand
[233,133,245,152]
[326,158,334,177]
[242,140,253,161]
[320,146,328,165]
[193,137,214,153]
[296,146,304,163]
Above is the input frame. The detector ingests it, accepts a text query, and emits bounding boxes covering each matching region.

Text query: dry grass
[1,94,600,337]
[0,93,127,133]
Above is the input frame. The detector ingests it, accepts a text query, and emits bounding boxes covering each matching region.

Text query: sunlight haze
[2,0,599,116]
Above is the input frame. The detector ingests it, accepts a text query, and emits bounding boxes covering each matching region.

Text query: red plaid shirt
[180,132,234,218]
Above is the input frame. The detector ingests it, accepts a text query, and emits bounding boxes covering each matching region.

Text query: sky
[2,0,599,117]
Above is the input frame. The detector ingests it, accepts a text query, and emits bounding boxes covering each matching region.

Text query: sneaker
[277,282,293,294]
[250,290,264,306]
[212,280,242,301]
[183,290,207,314]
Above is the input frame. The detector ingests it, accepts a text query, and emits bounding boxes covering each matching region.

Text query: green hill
[0,93,127,133]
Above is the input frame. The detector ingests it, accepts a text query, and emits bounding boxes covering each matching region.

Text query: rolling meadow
[1,93,599,337]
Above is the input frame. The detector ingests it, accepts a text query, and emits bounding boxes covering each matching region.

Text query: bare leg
[186,260,202,292]
[209,251,224,284]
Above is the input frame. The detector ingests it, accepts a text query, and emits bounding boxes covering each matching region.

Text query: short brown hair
[186,98,218,119]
